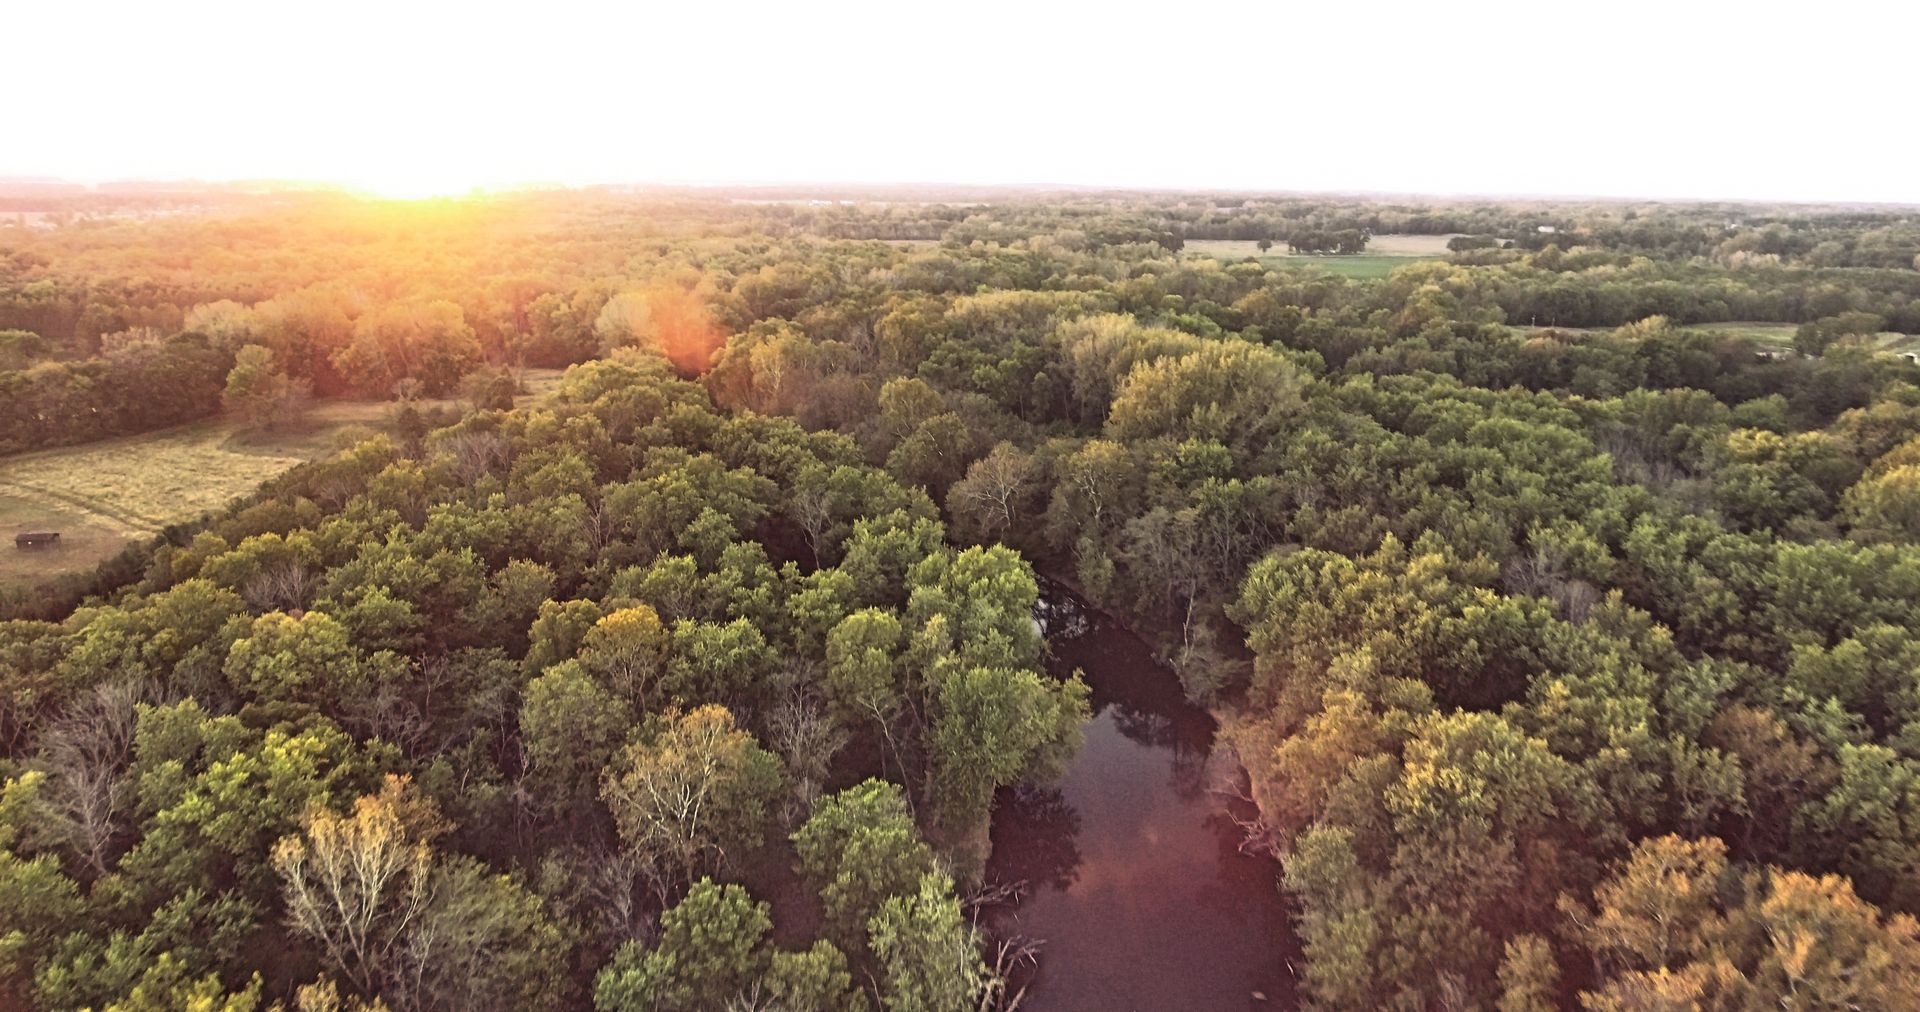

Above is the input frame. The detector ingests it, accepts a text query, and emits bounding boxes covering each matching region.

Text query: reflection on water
[991,784,1082,893]
[986,589,1299,1011]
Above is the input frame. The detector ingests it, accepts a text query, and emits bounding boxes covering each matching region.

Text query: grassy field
[1881,333,1920,354]
[1507,321,1920,358]
[1651,322,1909,352]
[1268,255,1432,280]
[0,369,564,593]
[0,492,132,589]
[1511,322,1801,344]
[1187,233,1453,279]
[1693,321,1799,349]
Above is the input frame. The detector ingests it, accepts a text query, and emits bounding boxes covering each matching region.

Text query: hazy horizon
[15,0,1918,204]
[9,175,1920,212]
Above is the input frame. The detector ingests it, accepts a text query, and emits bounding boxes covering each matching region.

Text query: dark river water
[985,590,1299,1011]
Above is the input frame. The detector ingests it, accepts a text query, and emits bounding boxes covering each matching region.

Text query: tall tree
[598,706,783,894]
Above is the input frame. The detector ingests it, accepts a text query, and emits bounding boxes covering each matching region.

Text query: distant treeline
[5,194,1919,462]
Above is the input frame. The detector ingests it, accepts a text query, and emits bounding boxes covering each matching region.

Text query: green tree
[223,610,370,708]
[0,328,50,369]
[825,609,906,773]
[867,871,991,1012]
[927,666,1088,838]
[524,598,607,675]
[663,618,774,708]
[1045,438,1138,547]
[579,606,669,710]
[793,779,936,946]
[1283,826,1384,1009]
[841,510,947,609]
[885,413,975,499]
[592,877,769,1012]
[223,344,309,430]
[876,377,946,443]
[906,545,1046,671]
[1495,934,1557,1012]
[594,879,864,1012]
[1106,340,1304,448]
[767,941,868,1012]
[520,661,630,811]
[117,723,385,906]
[0,772,85,984]
[1843,464,1920,541]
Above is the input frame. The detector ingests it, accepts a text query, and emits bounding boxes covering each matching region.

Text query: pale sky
[11,0,1918,203]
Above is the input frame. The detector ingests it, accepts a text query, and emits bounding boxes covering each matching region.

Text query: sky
[11,0,1919,203]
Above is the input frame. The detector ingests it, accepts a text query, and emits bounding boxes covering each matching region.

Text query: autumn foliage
[594,285,725,376]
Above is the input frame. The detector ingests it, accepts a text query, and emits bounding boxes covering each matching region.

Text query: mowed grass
[1693,321,1799,349]
[1269,255,1430,280]
[1617,321,1908,353]
[1507,321,1920,358]
[1188,234,1454,280]
[1881,333,1920,354]
[0,368,565,592]
[0,492,132,589]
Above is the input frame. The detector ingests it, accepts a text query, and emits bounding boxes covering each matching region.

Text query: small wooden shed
[15,531,60,549]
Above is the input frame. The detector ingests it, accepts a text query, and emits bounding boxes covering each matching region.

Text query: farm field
[0,368,563,592]
[1693,321,1799,348]
[1187,233,1453,278]
[1268,254,1431,279]
[1882,333,1920,353]
[0,492,129,590]
[1504,321,1920,363]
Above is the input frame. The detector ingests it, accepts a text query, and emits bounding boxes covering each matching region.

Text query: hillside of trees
[6,189,1920,1009]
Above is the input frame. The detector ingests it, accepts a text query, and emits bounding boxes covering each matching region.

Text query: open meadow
[1692,321,1799,348]
[1265,254,1433,279]
[1187,233,1455,278]
[1511,321,1920,355]
[0,369,562,592]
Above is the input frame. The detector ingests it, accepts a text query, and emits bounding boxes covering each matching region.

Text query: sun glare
[344,173,485,201]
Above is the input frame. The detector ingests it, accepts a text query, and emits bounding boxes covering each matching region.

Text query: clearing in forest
[1188,233,1453,278]
[0,369,564,592]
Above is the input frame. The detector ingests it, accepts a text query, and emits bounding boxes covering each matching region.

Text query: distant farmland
[1187,233,1454,278]
[1692,321,1800,348]
[0,370,563,592]
[0,420,325,591]
[1269,255,1432,279]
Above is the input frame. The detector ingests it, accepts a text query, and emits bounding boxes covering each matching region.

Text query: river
[985,588,1299,1011]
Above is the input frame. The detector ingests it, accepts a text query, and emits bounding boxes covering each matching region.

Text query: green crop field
[1188,234,1450,279]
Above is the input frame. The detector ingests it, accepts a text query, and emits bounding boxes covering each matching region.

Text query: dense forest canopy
[5,186,1920,1010]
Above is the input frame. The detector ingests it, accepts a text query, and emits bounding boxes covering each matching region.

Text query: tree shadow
[986,783,1083,894]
